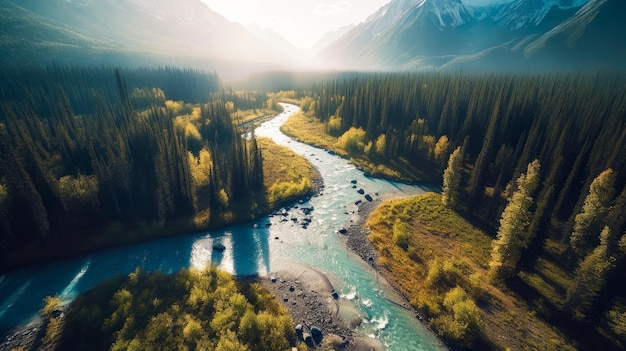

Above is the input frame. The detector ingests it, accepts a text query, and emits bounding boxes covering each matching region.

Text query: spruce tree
[570,169,616,257]
[442,146,463,208]
[489,160,540,282]
[566,226,616,319]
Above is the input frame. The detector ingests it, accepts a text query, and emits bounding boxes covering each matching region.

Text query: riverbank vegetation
[367,192,575,350]
[0,65,318,271]
[38,265,297,350]
[279,110,419,182]
[254,71,626,349]
[258,137,318,208]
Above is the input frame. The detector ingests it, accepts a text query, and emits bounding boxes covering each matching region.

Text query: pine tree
[489,160,540,282]
[442,147,463,208]
[566,226,616,319]
[570,169,616,257]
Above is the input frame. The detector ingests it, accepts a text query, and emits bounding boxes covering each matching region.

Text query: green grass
[518,257,573,310]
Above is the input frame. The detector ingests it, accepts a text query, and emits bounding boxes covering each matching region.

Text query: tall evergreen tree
[566,226,616,319]
[489,160,541,282]
[442,147,463,208]
[570,169,616,257]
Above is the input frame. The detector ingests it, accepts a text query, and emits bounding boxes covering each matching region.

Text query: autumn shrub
[336,127,366,155]
[327,116,343,136]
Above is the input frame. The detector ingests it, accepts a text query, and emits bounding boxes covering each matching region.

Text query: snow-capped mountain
[363,0,424,36]
[317,0,623,71]
[421,0,473,28]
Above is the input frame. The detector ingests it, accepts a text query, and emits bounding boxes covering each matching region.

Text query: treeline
[253,71,626,347]
[0,65,267,259]
[0,65,219,114]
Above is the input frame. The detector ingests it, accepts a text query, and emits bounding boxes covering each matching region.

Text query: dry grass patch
[280,112,424,182]
[279,111,339,151]
[366,192,576,350]
[258,137,319,208]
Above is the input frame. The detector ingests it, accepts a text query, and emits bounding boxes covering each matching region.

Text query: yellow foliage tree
[434,135,450,166]
[337,127,366,155]
[489,160,540,282]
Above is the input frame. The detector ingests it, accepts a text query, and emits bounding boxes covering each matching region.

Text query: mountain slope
[0,0,294,75]
[521,0,626,68]
[318,0,624,71]
[310,24,356,55]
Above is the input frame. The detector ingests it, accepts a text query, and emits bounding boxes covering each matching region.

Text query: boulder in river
[303,332,313,346]
[212,243,225,252]
[364,194,373,202]
[295,324,303,337]
[311,325,323,342]
[337,228,347,235]
[357,188,365,194]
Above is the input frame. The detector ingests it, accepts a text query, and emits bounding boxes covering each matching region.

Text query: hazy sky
[199,0,540,49]
[200,0,391,49]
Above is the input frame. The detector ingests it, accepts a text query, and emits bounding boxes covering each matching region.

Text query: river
[0,103,446,350]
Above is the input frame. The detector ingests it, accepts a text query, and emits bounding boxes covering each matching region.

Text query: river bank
[0,138,323,274]
[344,197,427,321]
[259,264,387,351]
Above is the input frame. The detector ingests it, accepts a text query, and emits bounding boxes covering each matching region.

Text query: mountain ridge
[317,0,623,71]
[0,0,297,77]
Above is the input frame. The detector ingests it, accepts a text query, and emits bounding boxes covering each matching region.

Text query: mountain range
[319,0,626,71]
[0,0,624,75]
[0,0,299,77]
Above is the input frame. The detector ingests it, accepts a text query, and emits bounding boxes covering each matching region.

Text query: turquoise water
[0,103,446,350]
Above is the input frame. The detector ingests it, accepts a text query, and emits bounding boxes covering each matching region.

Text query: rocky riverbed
[259,196,425,351]
[260,263,386,351]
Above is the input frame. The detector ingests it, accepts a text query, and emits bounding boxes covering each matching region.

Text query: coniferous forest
[0,65,276,269]
[263,71,626,237]
[3,65,626,349]
[249,71,626,348]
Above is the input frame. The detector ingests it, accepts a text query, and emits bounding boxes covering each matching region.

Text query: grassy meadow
[366,192,577,350]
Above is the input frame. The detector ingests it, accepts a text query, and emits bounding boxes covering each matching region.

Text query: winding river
[0,103,446,350]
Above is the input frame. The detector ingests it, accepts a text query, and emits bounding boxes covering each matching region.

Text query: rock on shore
[261,264,385,351]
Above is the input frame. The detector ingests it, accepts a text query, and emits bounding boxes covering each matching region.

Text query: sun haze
[200,0,391,49]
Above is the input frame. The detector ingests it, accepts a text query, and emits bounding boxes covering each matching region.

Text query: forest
[3,65,626,349]
[0,65,308,271]
[251,71,626,349]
